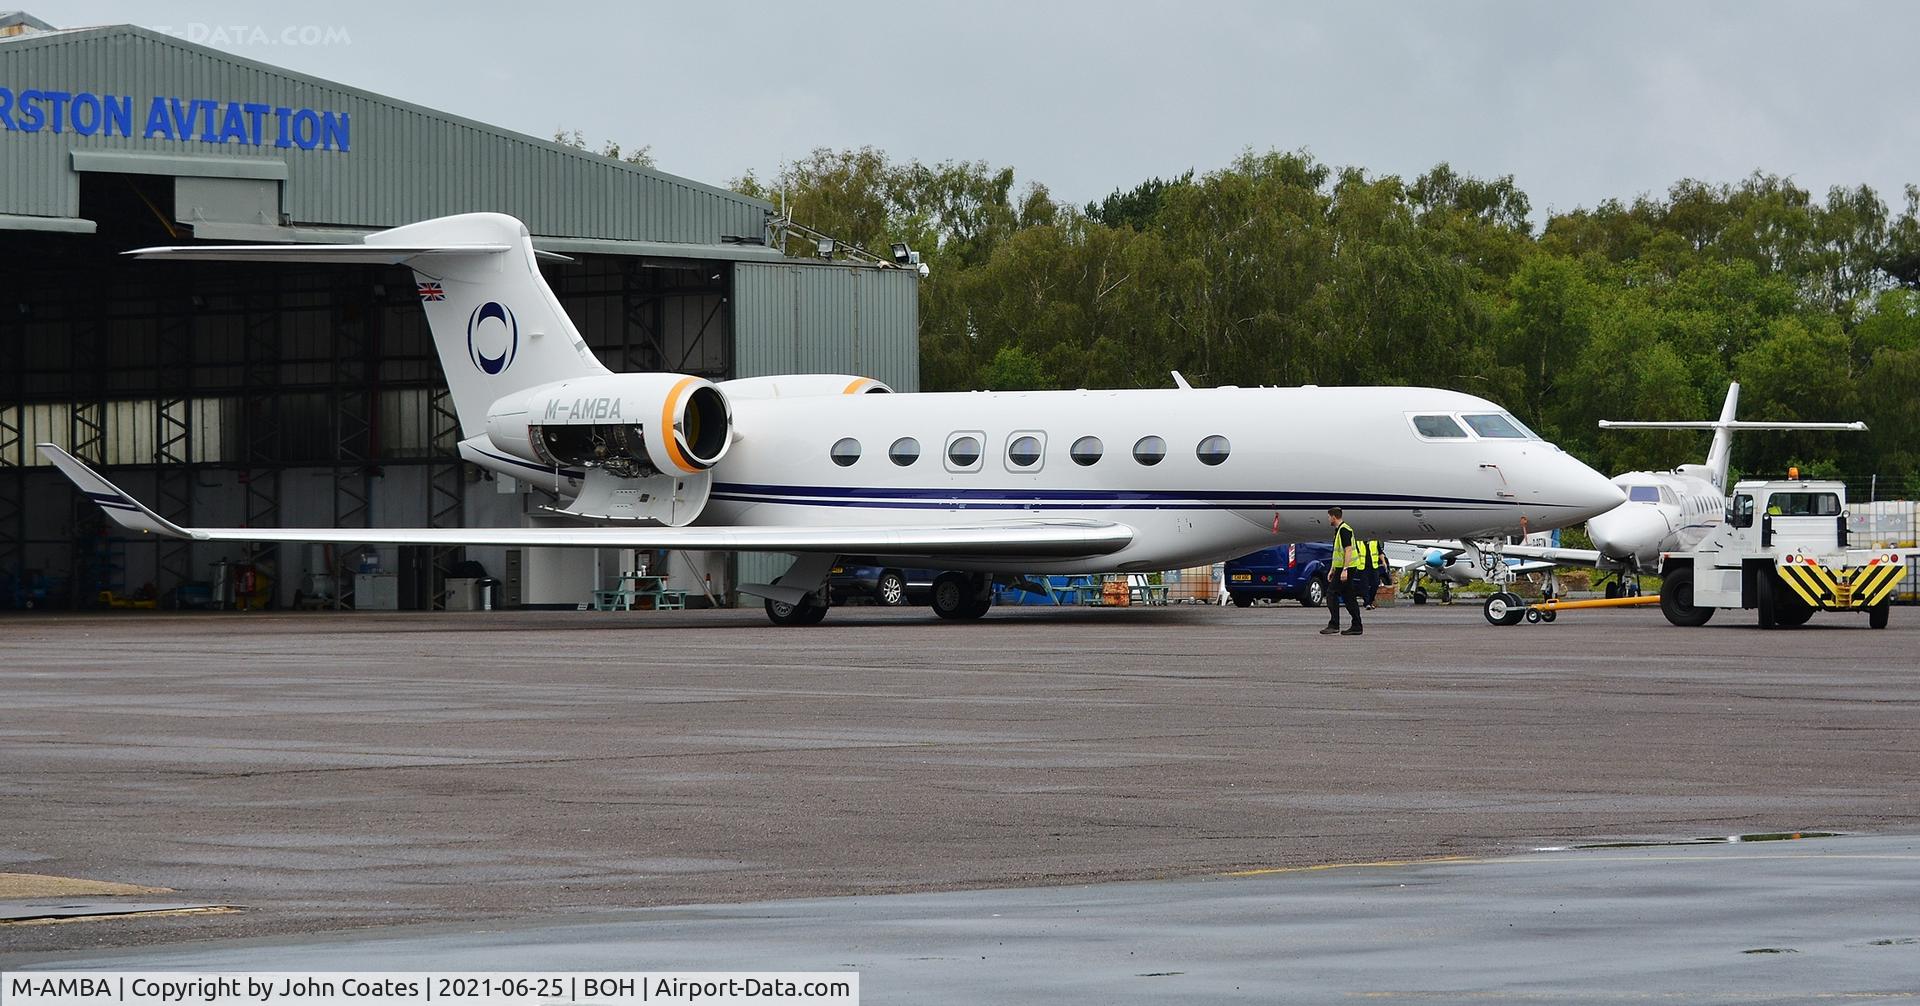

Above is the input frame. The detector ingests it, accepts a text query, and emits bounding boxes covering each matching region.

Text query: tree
[551,128,655,168]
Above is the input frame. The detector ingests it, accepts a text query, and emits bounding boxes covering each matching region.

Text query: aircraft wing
[38,445,1133,558]
[1400,539,1600,572]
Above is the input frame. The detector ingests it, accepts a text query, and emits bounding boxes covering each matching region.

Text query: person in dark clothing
[1363,538,1387,609]
[1319,508,1364,636]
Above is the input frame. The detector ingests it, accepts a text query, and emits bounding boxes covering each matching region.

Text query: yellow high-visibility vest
[1331,521,1362,569]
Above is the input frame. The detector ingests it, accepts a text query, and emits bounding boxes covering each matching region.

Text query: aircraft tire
[1412,586,1428,605]
[1659,567,1714,627]
[1604,581,1622,600]
[1483,593,1524,626]
[932,573,990,620]
[1869,603,1889,630]
[765,594,828,627]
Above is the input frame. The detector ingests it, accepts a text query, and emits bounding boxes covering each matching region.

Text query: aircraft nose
[1558,455,1626,521]
[1588,505,1667,562]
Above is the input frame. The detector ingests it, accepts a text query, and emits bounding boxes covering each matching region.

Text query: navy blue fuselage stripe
[709,494,1500,512]
[711,481,1576,508]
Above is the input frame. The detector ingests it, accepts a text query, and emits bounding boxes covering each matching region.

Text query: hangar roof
[0,17,781,258]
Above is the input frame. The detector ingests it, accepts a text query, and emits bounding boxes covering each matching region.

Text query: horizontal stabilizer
[1598,420,1867,431]
[39,444,1133,558]
[124,242,514,265]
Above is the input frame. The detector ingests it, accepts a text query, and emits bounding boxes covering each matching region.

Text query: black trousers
[1327,569,1362,628]
[1363,567,1382,606]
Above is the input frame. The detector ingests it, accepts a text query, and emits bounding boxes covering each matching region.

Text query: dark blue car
[827,564,941,606]
[1225,542,1334,607]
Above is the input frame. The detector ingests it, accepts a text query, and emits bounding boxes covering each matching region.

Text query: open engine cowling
[484,372,731,478]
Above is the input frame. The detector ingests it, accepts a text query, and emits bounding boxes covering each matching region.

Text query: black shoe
[1319,626,1341,635]
[1341,627,1363,636]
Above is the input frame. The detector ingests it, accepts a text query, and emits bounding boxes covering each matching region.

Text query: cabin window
[1411,414,1470,438]
[1070,436,1103,466]
[945,432,984,472]
[830,438,861,467]
[1132,435,1166,466]
[1627,485,1660,503]
[1006,433,1044,470]
[1196,435,1230,466]
[1461,413,1529,438]
[889,437,920,466]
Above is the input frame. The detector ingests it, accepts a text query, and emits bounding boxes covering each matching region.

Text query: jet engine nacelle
[484,372,732,479]
[717,374,893,400]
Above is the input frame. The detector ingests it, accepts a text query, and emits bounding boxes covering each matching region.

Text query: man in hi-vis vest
[1363,538,1387,609]
[1319,507,1364,636]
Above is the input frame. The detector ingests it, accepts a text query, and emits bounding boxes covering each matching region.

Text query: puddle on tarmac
[1540,831,1840,851]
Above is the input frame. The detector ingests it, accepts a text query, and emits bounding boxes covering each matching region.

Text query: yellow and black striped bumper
[1776,556,1905,610]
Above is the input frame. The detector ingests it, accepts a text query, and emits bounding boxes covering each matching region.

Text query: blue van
[1225,542,1334,607]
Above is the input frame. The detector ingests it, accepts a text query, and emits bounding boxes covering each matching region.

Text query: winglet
[36,444,197,539]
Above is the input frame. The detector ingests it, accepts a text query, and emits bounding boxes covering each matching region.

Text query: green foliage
[730,146,1920,483]
[552,128,654,168]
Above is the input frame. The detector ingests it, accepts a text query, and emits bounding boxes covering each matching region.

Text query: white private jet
[1407,382,1865,614]
[40,212,1624,625]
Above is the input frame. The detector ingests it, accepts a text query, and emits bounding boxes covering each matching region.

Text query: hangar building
[0,13,919,611]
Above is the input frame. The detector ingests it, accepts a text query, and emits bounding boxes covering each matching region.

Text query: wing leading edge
[37,445,1134,558]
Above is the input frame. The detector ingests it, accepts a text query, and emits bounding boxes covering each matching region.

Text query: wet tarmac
[2,603,1917,966]
[13,835,1919,1002]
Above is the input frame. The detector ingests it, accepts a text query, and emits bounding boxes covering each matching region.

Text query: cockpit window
[1627,485,1661,503]
[1411,414,1469,439]
[1461,413,1530,438]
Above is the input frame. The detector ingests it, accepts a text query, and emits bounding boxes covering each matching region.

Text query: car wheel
[877,570,907,606]
[1230,593,1252,608]
[1304,575,1327,608]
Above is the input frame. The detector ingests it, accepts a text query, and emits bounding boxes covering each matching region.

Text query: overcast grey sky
[43,1,1920,222]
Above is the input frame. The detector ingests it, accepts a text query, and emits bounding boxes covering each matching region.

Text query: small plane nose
[1588,504,1667,563]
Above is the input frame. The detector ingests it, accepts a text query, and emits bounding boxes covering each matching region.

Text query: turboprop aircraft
[1404,382,1865,608]
[40,212,1624,625]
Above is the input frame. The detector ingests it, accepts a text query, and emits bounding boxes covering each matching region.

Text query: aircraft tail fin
[128,213,610,438]
[1703,382,1742,488]
[1597,382,1866,489]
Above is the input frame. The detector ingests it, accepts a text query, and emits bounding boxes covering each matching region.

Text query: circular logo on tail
[467,301,518,374]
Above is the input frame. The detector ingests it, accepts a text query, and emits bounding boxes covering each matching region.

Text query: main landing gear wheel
[765,594,828,626]
[1412,585,1429,605]
[1483,591,1525,626]
[931,573,991,620]
[1659,567,1713,627]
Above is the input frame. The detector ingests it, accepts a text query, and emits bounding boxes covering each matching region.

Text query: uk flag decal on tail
[417,282,445,301]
